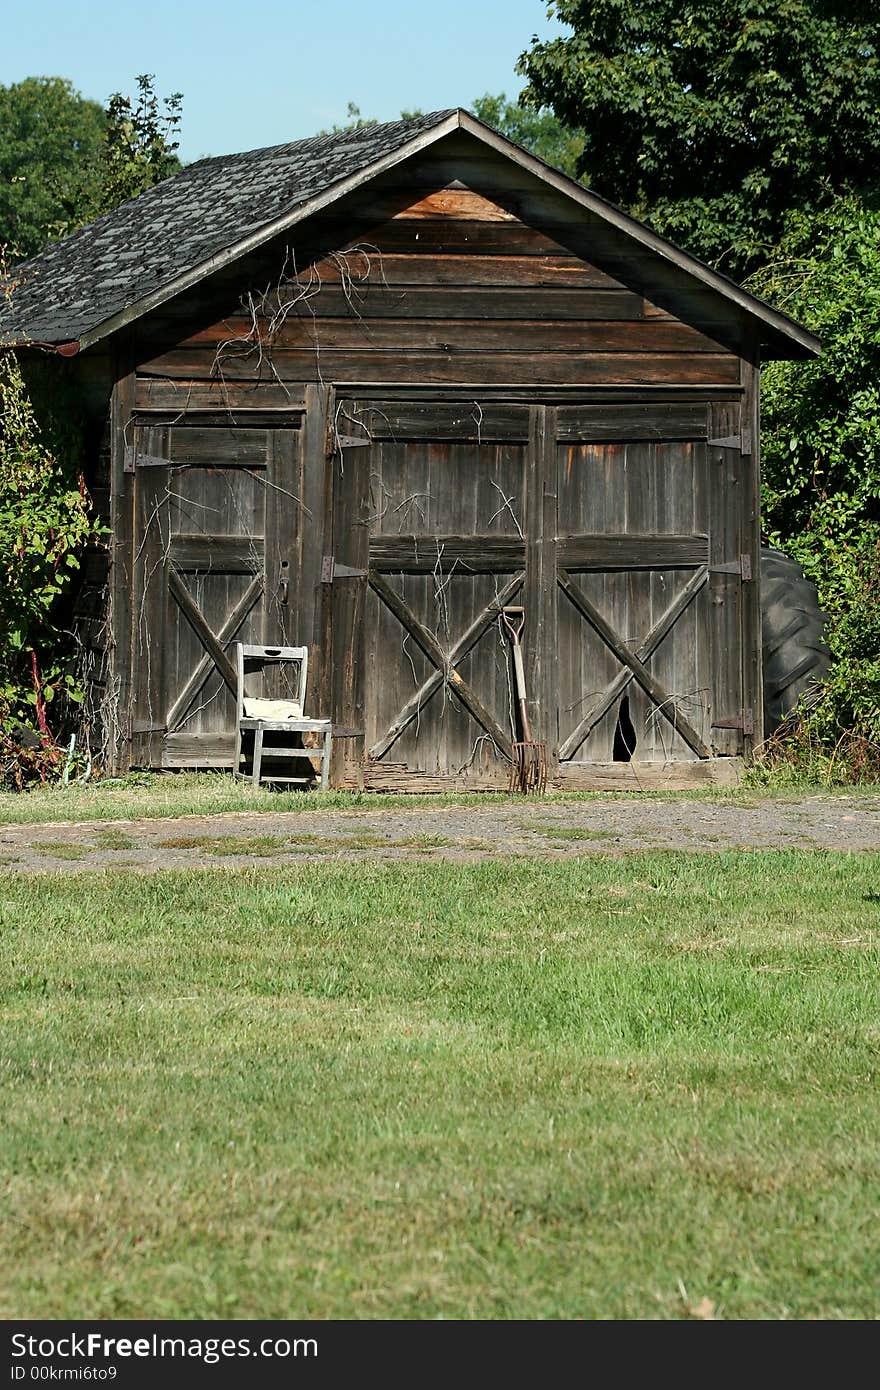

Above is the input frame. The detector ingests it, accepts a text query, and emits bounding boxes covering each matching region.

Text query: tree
[747,195,880,750]
[471,94,584,179]
[518,2,880,275]
[94,74,183,215]
[0,78,105,261]
[0,75,183,264]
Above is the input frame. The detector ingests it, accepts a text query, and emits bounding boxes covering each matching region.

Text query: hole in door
[612,696,637,762]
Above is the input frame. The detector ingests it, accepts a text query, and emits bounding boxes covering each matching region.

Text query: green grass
[92,829,137,852]
[1,851,878,1319]
[38,841,88,861]
[4,770,879,827]
[528,824,616,842]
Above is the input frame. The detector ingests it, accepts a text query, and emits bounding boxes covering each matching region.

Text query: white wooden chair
[234,643,332,789]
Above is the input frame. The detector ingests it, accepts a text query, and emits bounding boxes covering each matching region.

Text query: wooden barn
[4,109,820,791]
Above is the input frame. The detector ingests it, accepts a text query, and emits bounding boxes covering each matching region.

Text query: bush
[0,346,96,785]
[747,196,880,772]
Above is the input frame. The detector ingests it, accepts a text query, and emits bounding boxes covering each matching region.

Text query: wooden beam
[558,534,708,570]
[170,535,264,572]
[370,534,526,572]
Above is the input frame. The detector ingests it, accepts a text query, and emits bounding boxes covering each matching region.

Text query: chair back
[235,644,309,723]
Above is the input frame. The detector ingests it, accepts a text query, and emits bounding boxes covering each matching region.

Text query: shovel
[502,606,547,794]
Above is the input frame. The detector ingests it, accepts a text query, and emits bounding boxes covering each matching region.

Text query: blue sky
[0,0,566,162]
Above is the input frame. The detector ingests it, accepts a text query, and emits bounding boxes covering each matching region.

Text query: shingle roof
[2,110,456,344]
[1,107,820,359]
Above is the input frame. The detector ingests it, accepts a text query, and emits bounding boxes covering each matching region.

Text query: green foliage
[0,342,95,779]
[471,93,585,178]
[747,195,880,757]
[0,75,182,263]
[518,2,880,275]
[96,75,183,214]
[0,78,105,261]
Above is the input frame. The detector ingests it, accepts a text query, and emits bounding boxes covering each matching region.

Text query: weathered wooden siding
[131,146,742,399]
[106,141,759,784]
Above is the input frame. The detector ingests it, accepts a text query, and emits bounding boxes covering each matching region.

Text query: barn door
[128,418,304,766]
[329,399,534,788]
[555,403,743,766]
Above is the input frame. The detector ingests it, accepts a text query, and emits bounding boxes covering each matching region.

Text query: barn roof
[1,108,819,359]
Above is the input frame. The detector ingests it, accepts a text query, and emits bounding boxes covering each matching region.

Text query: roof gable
[1,108,819,360]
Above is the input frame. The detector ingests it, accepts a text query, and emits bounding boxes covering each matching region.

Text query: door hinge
[124,447,169,473]
[708,428,751,454]
[329,431,371,456]
[710,553,752,580]
[322,556,367,583]
[712,707,754,735]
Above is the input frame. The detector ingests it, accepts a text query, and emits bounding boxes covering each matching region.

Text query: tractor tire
[761,546,831,736]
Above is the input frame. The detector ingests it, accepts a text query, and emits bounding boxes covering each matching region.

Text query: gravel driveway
[2,793,880,872]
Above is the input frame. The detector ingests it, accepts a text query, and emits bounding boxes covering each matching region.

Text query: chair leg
[320,731,331,791]
[252,724,264,787]
[233,723,242,780]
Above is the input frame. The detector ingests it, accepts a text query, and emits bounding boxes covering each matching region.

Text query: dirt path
[2,793,880,872]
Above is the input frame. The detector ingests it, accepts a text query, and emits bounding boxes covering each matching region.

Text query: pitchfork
[502,606,547,794]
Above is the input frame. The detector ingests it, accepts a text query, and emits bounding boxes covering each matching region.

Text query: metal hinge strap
[124,448,169,473]
[712,707,754,735]
[708,428,752,454]
[321,556,367,583]
[710,553,752,580]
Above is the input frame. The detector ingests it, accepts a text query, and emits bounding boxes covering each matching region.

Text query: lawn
[2,851,878,1319]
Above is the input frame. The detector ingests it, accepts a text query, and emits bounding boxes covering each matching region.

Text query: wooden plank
[108,340,136,772]
[169,317,720,355]
[387,188,520,222]
[554,757,742,791]
[186,286,646,323]
[370,534,526,572]
[165,575,263,731]
[369,570,525,759]
[134,379,308,411]
[707,401,745,756]
[155,428,272,465]
[167,567,239,698]
[132,409,304,429]
[362,762,509,793]
[740,363,763,751]
[347,385,743,403]
[329,415,370,786]
[300,385,334,717]
[525,405,558,767]
[306,216,578,256]
[369,570,513,759]
[163,731,234,767]
[350,401,529,442]
[558,535,709,569]
[138,350,742,388]
[130,423,169,769]
[308,252,625,290]
[170,535,264,572]
[557,568,713,758]
[558,566,709,760]
[556,404,708,441]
